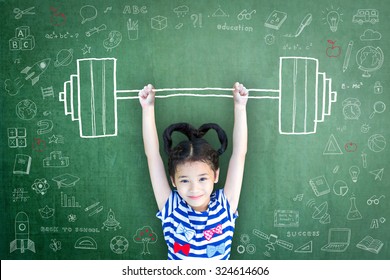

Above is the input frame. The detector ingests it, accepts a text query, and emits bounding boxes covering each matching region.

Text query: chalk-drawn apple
[344,142,358,152]
[50,7,66,26]
[326,40,341,57]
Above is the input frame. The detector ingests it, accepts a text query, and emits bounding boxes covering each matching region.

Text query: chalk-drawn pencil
[343,41,354,72]
[84,201,100,212]
[88,206,103,216]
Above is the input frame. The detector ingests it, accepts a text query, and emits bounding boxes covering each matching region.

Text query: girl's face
[172,161,219,212]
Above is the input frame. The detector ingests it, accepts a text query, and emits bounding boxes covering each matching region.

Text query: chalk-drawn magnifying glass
[369,101,386,119]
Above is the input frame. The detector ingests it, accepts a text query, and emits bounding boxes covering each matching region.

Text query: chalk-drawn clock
[342,98,361,120]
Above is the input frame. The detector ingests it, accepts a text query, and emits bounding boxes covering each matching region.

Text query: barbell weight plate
[317,72,326,123]
[78,58,118,138]
[71,74,79,121]
[279,57,318,135]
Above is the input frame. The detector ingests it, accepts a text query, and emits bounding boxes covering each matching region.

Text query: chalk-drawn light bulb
[327,11,340,32]
[349,166,360,183]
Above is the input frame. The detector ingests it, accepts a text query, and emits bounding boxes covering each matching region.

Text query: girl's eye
[180,179,189,184]
[200,177,208,182]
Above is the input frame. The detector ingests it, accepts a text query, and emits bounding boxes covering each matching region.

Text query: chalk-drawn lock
[374,81,383,94]
[59,57,337,138]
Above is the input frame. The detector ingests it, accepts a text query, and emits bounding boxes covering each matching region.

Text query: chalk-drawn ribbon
[173,242,190,256]
[203,224,222,241]
[176,223,196,241]
[206,243,225,257]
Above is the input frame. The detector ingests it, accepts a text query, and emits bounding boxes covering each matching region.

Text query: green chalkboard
[1,0,389,260]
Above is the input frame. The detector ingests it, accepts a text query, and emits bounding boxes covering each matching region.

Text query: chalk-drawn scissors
[14,7,36,19]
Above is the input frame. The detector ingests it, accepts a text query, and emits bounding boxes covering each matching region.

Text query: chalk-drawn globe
[356,46,384,77]
[16,99,37,120]
[110,236,129,254]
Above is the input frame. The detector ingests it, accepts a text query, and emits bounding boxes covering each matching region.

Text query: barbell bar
[59,57,337,138]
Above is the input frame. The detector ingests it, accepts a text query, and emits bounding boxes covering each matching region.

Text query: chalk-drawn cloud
[360,29,382,41]
[173,5,189,17]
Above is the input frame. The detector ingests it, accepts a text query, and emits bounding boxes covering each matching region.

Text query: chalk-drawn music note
[104,7,112,13]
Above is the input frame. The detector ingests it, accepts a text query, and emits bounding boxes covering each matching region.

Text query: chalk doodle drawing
[10,212,36,253]
[58,57,337,138]
[133,226,158,255]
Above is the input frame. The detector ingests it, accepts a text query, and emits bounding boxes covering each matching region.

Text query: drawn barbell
[59,57,337,138]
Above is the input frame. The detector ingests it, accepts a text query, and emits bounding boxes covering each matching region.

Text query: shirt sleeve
[219,189,239,222]
[156,190,178,222]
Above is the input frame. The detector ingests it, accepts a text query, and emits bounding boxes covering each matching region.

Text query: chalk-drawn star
[49,134,59,144]
[82,44,91,55]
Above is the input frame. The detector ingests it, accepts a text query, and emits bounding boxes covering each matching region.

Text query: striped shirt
[156,189,238,259]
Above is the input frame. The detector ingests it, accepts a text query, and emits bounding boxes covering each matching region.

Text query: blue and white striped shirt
[157,189,238,259]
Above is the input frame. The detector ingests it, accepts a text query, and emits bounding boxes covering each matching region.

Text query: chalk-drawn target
[59,57,337,138]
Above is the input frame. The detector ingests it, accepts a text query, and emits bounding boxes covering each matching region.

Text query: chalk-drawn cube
[20,36,35,50]
[15,26,30,38]
[9,38,21,50]
[151,16,167,30]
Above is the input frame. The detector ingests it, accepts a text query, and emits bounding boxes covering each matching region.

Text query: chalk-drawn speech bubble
[80,5,97,24]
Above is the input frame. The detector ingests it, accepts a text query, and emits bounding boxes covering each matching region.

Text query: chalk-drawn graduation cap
[52,173,80,188]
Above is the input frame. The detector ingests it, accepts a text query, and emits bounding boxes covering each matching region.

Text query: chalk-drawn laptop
[321,228,351,252]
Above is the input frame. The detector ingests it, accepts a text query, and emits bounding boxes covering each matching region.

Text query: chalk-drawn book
[13,154,32,175]
[356,235,383,254]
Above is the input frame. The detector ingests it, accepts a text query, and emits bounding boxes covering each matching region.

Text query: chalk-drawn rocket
[20,58,51,85]
[10,212,36,253]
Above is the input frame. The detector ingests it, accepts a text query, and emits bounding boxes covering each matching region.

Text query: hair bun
[198,123,228,155]
[163,122,228,156]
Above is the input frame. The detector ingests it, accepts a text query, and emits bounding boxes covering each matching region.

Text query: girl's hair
[163,123,228,179]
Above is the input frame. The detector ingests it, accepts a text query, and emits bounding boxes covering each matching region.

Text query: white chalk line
[117,93,280,100]
[116,88,280,100]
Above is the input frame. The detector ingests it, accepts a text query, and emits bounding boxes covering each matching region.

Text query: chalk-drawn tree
[133,226,157,255]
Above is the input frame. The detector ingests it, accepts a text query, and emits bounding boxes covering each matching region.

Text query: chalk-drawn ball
[16,99,37,120]
[110,236,129,254]
[54,49,74,67]
[368,134,386,152]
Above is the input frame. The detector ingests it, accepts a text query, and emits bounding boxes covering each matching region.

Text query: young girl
[139,83,248,259]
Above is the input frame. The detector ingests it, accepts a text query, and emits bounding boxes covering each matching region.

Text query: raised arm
[139,84,171,210]
[224,82,248,213]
